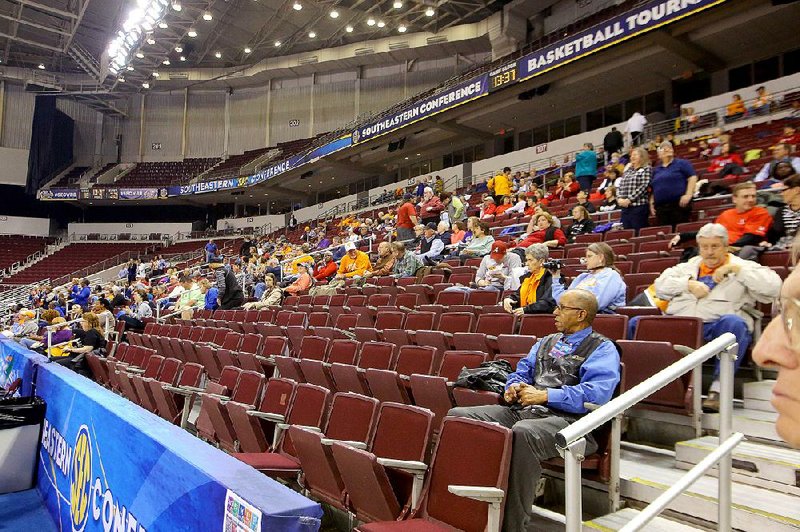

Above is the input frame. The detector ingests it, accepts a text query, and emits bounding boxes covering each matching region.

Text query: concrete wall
[0,215,51,237]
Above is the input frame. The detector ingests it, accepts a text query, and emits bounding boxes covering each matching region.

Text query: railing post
[717,341,737,532]
[692,366,703,438]
[561,437,586,532]
[608,415,622,512]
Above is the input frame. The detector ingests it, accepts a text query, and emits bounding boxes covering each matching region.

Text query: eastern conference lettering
[359,80,484,138]
[41,419,146,532]
[526,0,707,73]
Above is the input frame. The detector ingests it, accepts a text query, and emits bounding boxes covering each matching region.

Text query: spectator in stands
[419,186,445,225]
[396,193,419,242]
[654,223,781,412]
[565,206,596,242]
[209,257,244,310]
[243,274,281,309]
[312,252,337,283]
[70,279,92,311]
[415,223,445,266]
[597,167,621,194]
[451,241,522,294]
[440,192,465,224]
[754,143,800,183]
[457,220,495,259]
[39,317,73,357]
[725,93,746,123]
[288,213,298,230]
[390,241,422,278]
[450,221,466,245]
[364,242,396,279]
[625,110,647,146]
[317,233,331,250]
[480,196,497,219]
[118,291,151,330]
[172,276,201,319]
[714,182,772,247]
[434,174,444,196]
[17,309,58,348]
[449,289,620,532]
[617,146,652,230]
[126,259,137,284]
[599,186,619,212]
[336,242,372,280]
[650,140,697,227]
[552,242,626,313]
[199,278,219,311]
[778,125,799,148]
[3,310,38,341]
[603,127,624,163]
[575,143,598,191]
[739,174,800,261]
[410,224,425,249]
[109,286,127,308]
[708,142,745,179]
[518,213,567,249]
[488,167,513,205]
[61,312,107,360]
[205,239,218,263]
[751,86,772,115]
[551,173,580,201]
[575,190,596,213]
[753,245,800,447]
[494,195,514,216]
[502,244,556,315]
[284,262,312,295]
[330,237,346,261]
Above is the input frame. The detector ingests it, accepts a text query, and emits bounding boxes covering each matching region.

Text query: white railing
[556,332,741,531]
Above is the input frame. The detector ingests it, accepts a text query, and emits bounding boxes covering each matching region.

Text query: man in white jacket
[654,223,781,412]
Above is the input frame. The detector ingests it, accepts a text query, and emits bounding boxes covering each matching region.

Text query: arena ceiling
[0,0,511,95]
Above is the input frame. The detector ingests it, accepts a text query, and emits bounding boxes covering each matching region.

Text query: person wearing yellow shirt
[336,242,372,279]
[487,166,512,204]
[290,253,315,274]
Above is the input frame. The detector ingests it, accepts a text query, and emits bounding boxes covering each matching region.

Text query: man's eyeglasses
[781,296,800,347]
[555,304,584,313]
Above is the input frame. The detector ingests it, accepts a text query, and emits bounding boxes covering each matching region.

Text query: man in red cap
[444,240,522,293]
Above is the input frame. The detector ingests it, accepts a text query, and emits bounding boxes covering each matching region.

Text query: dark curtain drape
[25,97,74,195]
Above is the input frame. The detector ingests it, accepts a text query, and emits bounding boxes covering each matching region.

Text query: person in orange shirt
[725,93,746,123]
[714,182,772,246]
[284,262,313,295]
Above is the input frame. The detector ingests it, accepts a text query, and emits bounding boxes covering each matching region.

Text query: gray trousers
[448,404,597,532]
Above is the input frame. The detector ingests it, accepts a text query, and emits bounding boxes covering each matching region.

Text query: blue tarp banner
[352,74,489,144]
[517,0,726,80]
[0,336,46,396]
[34,362,322,532]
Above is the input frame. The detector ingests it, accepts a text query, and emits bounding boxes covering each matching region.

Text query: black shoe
[702,392,720,413]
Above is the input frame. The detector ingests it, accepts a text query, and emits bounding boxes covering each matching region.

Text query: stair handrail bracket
[557,332,741,532]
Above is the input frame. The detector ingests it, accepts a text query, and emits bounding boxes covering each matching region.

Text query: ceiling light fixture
[135,52,144,59]
[366,18,375,26]
[107,0,172,74]
[377,20,385,28]
[127,65,134,71]
[187,28,197,37]
[118,76,125,82]
[214,51,221,58]
[179,55,186,61]
[425,7,435,16]
[175,45,183,52]
[398,24,407,33]
[292,2,302,10]
[345,25,353,32]
[308,31,316,38]
[158,21,168,29]
[274,40,281,47]
[244,47,252,53]
[329,9,339,18]
[152,71,160,77]
[142,81,150,88]
[37,63,45,69]
[202,11,213,21]
[162,59,170,65]
[393,1,403,8]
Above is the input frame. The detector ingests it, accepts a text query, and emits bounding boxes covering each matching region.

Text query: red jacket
[313,261,338,281]
[419,196,445,218]
[518,228,567,248]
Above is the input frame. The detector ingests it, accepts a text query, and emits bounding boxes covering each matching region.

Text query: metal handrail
[557,332,740,531]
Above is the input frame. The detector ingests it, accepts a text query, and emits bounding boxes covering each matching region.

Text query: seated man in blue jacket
[449,289,620,532]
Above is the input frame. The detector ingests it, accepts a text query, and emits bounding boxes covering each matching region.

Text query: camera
[542,259,563,271]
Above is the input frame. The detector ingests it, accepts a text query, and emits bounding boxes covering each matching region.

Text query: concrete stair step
[584,508,703,531]
[620,448,800,531]
[743,380,777,413]
[702,407,782,443]
[675,436,800,495]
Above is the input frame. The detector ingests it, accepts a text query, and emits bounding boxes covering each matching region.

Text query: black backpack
[454,359,514,394]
